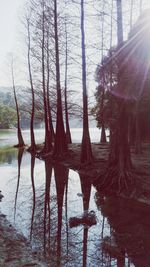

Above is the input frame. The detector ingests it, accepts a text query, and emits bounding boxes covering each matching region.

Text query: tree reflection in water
[13,150,150,266]
[79,174,91,267]
[14,148,24,220]
[30,155,36,240]
[96,192,150,267]
[43,158,52,257]
[54,164,69,266]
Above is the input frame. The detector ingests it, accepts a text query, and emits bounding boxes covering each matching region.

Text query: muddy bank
[0,212,47,267]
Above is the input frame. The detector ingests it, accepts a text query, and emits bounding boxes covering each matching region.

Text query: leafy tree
[0,103,17,129]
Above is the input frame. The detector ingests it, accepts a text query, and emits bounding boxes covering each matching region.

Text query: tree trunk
[80,0,93,164]
[41,1,52,153]
[53,0,68,158]
[116,0,123,45]
[111,0,132,175]
[99,0,133,192]
[100,2,106,145]
[27,19,36,152]
[11,61,25,148]
[135,101,142,154]
[108,103,132,191]
[128,114,134,146]
[46,27,55,142]
[130,0,134,30]
[64,20,72,144]
[100,124,106,143]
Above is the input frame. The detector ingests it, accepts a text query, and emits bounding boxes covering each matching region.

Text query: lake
[0,129,150,267]
[0,128,103,147]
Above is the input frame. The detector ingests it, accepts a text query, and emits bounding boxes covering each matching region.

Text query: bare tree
[41,0,53,153]
[11,58,25,148]
[80,0,93,163]
[100,0,107,144]
[53,0,68,158]
[26,15,36,152]
[64,18,72,144]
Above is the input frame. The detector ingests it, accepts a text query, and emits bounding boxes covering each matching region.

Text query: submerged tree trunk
[27,18,36,152]
[11,60,25,148]
[53,0,68,158]
[80,0,93,164]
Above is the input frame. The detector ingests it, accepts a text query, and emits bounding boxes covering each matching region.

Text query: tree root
[96,166,135,195]
[14,144,26,148]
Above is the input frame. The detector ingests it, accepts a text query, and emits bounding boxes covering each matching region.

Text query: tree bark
[100,123,106,143]
[80,0,93,164]
[11,60,25,148]
[41,1,52,153]
[100,0,133,192]
[135,101,142,154]
[46,27,55,142]
[130,0,134,30]
[100,2,106,144]
[64,20,72,144]
[27,18,36,152]
[53,0,68,158]
[116,0,123,44]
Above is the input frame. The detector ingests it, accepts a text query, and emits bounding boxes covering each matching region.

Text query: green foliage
[92,47,119,129]
[0,103,17,129]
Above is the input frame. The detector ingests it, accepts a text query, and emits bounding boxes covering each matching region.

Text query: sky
[0,0,26,86]
[0,0,150,90]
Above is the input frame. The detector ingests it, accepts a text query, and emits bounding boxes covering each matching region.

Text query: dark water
[1,147,150,267]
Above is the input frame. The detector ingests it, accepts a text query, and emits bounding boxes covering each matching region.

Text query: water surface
[0,129,149,267]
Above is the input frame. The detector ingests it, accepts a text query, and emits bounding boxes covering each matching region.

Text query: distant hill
[0,86,24,93]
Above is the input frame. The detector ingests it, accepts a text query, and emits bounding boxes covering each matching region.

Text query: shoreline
[0,212,48,267]
[32,142,150,206]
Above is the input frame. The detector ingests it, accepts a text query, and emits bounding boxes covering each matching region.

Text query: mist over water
[0,128,103,147]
